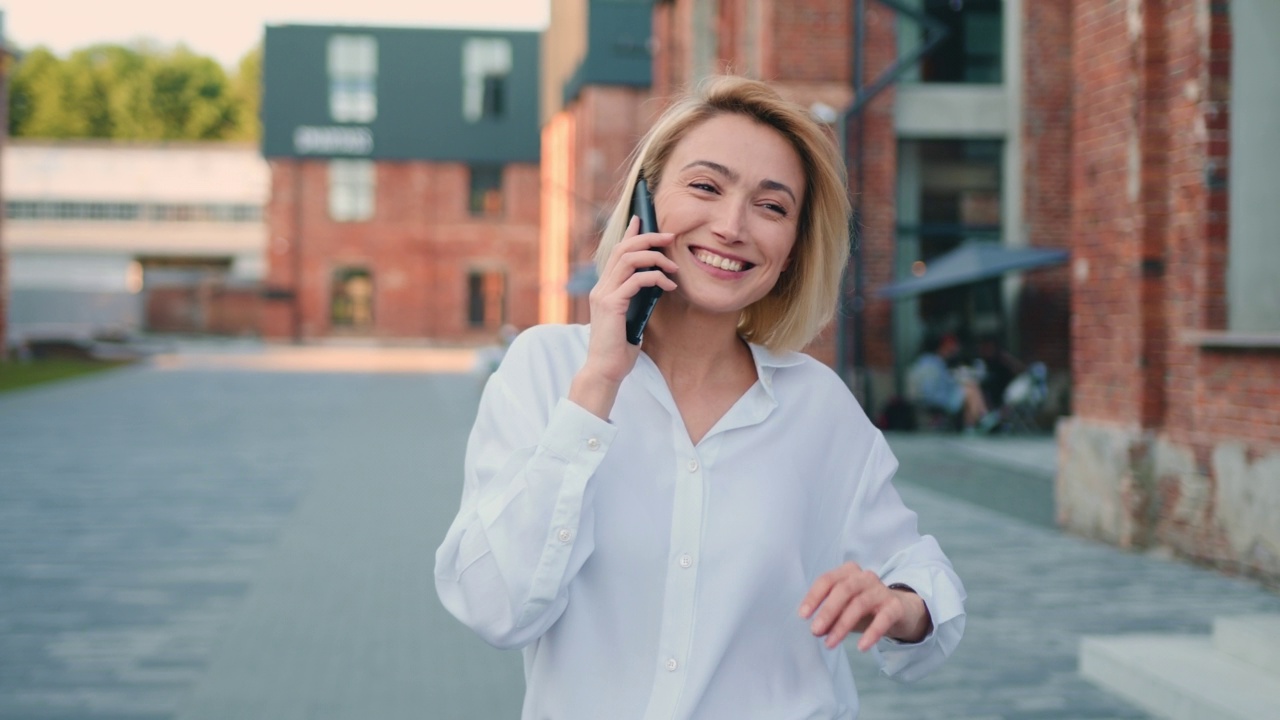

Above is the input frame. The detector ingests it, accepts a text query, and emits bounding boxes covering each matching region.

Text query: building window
[328,160,375,222]
[1227,0,1280,331]
[4,200,259,222]
[462,38,512,122]
[467,269,507,329]
[893,139,1004,379]
[913,0,1003,84]
[331,267,374,329]
[469,165,504,216]
[328,35,378,123]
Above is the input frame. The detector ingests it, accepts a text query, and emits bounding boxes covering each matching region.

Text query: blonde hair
[595,76,851,353]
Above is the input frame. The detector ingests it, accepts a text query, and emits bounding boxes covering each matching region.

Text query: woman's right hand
[569,216,678,419]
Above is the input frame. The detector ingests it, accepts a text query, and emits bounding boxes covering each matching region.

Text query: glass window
[462,38,512,122]
[893,139,1005,384]
[328,35,378,123]
[331,267,374,329]
[469,165,504,216]
[467,269,507,329]
[329,160,376,222]
[916,0,1003,84]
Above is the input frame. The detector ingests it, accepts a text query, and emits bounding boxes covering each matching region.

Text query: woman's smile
[690,246,754,274]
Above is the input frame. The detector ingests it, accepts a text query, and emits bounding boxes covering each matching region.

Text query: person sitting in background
[907,333,990,430]
[975,335,1025,413]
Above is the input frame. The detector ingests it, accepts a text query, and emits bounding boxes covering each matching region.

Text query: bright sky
[0,0,550,67]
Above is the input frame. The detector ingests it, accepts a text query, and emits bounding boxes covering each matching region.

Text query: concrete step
[1080,634,1280,720]
[1213,614,1280,676]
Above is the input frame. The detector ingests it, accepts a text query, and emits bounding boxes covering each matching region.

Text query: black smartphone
[624,176,663,345]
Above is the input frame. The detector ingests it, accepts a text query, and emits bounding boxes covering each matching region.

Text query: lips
[692,248,754,273]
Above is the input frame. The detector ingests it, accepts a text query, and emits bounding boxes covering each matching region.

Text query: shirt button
[687,459,699,473]
[665,658,678,672]
[586,437,600,450]
[557,528,573,544]
[678,554,693,569]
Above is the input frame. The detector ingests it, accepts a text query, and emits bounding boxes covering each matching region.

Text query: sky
[0,0,550,67]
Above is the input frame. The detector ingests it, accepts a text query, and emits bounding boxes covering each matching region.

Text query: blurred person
[435,76,965,719]
[906,332,991,430]
[975,335,1025,413]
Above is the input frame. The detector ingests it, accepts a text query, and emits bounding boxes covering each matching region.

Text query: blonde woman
[436,76,965,719]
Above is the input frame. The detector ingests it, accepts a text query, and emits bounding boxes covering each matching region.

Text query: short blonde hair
[595,75,851,353]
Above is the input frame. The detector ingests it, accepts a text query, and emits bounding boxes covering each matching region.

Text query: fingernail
[798,604,810,617]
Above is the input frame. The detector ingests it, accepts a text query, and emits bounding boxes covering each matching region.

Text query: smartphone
[624,176,663,345]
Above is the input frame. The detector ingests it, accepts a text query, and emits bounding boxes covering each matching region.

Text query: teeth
[694,250,746,272]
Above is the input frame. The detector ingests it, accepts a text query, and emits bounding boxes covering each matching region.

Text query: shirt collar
[746,341,805,403]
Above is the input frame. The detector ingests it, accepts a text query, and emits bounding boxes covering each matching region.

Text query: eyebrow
[680,160,797,205]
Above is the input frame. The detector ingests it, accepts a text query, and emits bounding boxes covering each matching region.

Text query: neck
[642,303,753,388]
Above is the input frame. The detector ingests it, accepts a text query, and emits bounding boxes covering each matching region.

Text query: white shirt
[435,324,966,719]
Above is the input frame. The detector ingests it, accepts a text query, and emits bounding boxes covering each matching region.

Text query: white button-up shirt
[435,324,966,719]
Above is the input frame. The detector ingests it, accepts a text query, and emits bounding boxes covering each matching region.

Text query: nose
[710,197,748,244]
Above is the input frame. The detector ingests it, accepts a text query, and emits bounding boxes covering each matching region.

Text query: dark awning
[876,243,1069,299]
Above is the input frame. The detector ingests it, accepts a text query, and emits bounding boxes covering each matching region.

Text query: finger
[619,267,680,295]
[824,590,877,648]
[856,605,902,652]
[799,562,863,619]
[809,579,856,637]
[600,255,677,297]
[798,572,837,619]
[603,233,675,278]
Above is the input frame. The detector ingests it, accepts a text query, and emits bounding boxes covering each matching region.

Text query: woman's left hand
[799,562,931,651]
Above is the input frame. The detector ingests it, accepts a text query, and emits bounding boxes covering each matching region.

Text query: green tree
[7,41,262,142]
[228,44,262,141]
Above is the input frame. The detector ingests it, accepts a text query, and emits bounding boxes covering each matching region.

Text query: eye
[761,201,789,217]
[690,181,719,193]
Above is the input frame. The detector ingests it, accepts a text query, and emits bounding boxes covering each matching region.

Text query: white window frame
[462,38,512,122]
[328,35,378,124]
[329,160,376,222]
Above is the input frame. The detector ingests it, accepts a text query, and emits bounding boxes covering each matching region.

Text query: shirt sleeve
[842,433,967,682]
[434,338,617,650]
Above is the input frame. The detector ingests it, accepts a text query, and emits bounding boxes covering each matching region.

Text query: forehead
[666,114,805,184]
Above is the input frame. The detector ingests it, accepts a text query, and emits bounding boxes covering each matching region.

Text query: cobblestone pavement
[1,359,1278,719]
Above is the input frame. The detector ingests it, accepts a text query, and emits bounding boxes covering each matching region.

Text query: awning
[876,243,1069,299]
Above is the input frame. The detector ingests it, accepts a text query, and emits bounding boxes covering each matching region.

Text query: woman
[436,76,965,719]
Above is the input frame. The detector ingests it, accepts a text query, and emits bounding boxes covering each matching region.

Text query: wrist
[569,367,622,420]
[886,584,932,643]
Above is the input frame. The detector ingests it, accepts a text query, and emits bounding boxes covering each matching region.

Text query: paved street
[2,351,1278,719]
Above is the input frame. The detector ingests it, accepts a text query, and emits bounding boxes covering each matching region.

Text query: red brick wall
[1020,0,1073,374]
[1072,0,1280,449]
[1066,0,1280,577]
[263,159,540,343]
[1070,0,1148,426]
[766,0,850,83]
[844,2,899,382]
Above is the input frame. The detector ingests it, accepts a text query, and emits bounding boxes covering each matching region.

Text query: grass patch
[0,359,132,394]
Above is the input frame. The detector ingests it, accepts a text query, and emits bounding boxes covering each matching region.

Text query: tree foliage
[8,42,261,141]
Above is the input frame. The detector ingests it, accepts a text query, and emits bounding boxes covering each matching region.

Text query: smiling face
[651,113,806,320]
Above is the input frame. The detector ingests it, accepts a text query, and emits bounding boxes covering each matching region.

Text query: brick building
[260,25,541,343]
[1058,0,1280,585]
[541,0,1072,412]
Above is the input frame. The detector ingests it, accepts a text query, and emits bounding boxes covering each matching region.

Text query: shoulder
[495,324,589,388]
[773,352,854,398]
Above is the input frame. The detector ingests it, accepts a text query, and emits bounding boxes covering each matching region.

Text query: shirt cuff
[537,397,619,462]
